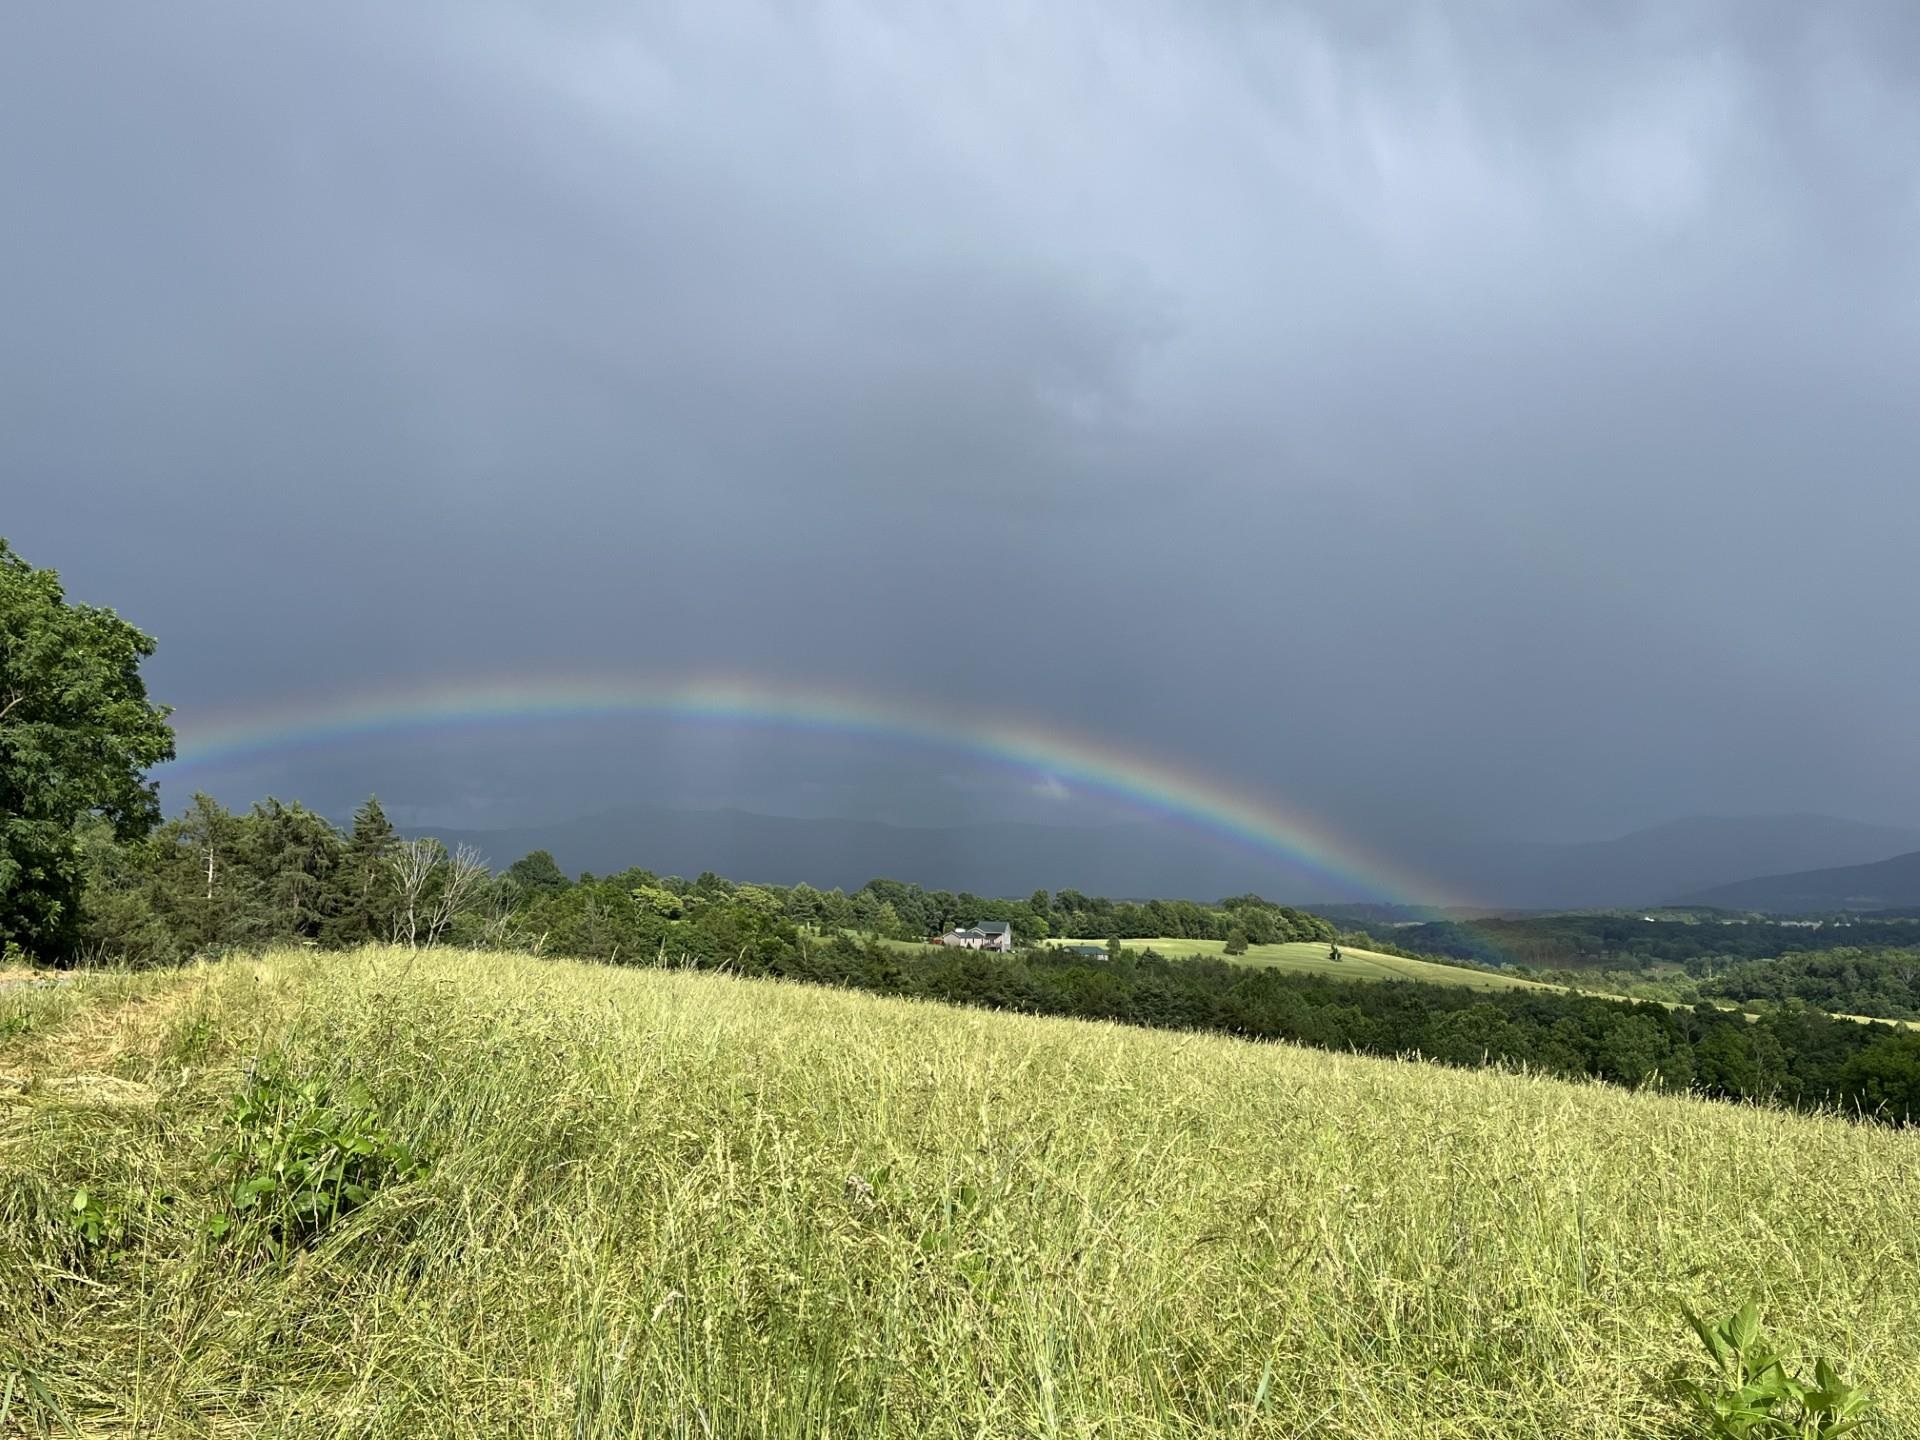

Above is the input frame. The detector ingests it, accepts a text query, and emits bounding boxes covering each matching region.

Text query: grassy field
[1055,935,1548,991]
[4,948,1917,1437]
[867,932,1543,994]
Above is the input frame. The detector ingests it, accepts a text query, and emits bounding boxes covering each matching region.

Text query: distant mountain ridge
[1680,849,1920,913]
[414,803,1331,901]
[1493,814,1920,910]
[414,805,1920,909]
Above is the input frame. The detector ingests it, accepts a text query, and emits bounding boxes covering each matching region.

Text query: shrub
[1671,1301,1871,1438]
[207,1059,424,1257]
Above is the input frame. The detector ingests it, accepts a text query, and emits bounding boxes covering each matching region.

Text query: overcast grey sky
[6,1,1919,862]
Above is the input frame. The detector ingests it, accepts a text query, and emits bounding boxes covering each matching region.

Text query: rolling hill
[3,948,1915,1435]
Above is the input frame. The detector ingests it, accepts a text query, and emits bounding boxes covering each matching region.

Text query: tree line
[1697,948,1920,1021]
[55,793,1336,970]
[71,796,499,964]
[1038,889,1333,945]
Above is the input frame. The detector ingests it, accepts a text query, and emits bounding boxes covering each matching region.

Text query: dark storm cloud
[6,1,1919,858]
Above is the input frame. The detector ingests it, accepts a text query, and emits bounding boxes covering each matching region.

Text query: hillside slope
[3,950,1915,1437]
[1055,936,1547,990]
[1683,848,1920,913]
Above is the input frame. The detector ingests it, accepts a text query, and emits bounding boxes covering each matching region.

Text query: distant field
[863,933,943,955]
[860,931,1538,993]
[1054,935,1547,991]
[2,948,1913,1436]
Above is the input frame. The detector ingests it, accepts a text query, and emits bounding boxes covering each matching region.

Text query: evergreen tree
[149,794,258,953]
[783,881,822,928]
[247,798,342,941]
[73,817,179,966]
[324,796,399,946]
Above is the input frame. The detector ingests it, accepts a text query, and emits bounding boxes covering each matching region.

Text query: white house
[936,921,1014,952]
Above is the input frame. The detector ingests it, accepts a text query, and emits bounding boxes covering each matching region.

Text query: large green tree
[0,539,174,961]
[503,848,569,896]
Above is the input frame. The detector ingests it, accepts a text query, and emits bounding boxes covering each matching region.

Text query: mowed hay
[2,948,1917,1438]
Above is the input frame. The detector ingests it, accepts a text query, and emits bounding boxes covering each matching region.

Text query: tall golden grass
[2,947,1914,1437]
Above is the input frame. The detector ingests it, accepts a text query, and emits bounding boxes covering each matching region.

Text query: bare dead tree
[386,839,490,948]
[475,881,522,950]
[180,794,226,903]
[388,838,441,948]
[424,843,489,947]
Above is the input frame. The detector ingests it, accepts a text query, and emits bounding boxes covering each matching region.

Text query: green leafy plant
[65,1187,123,1250]
[207,1060,424,1256]
[1673,1301,1871,1438]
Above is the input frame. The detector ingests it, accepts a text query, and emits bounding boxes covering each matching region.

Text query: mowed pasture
[4,948,1918,1438]
[1055,935,1547,991]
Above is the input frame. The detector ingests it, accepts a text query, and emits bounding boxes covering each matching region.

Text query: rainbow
[162,672,1463,906]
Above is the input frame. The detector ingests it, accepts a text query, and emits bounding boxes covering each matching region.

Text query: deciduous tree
[0,540,174,961]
